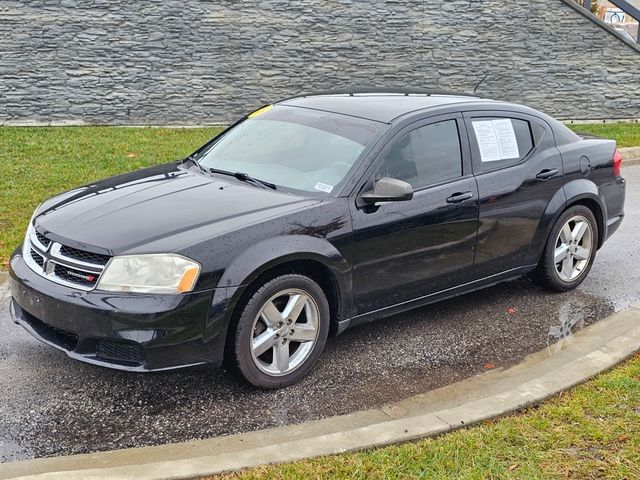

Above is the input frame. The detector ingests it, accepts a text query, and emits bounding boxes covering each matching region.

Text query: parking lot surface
[1,166,638,463]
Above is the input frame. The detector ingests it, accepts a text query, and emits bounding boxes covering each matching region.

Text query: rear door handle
[446,191,473,204]
[536,168,559,180]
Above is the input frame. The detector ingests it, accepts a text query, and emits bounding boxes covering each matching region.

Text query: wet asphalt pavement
[1,166,639,463]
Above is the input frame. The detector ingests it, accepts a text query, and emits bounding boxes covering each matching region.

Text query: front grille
[24,228,111,291]
[54,264,99,287]
[59,245,111,266]
[96,341,145,365]
[30,249,44,268]
[20,309,78,351]
[35,231,51,249]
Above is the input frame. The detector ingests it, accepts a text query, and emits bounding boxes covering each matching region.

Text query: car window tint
[375,120,462,189]
[470,117,534,172]
[196,105,384,196]
[532,121,547,144]
[512,119,534,157]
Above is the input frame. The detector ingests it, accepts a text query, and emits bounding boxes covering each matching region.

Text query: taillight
[613,149,623,177]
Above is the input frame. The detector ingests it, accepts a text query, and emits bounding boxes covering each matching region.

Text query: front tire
[231,274,330,389]
[532,205,598,292]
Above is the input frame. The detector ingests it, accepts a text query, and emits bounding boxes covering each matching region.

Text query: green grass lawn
[0,123,638,268]
[205,355,640,480]
[567,123,640,148]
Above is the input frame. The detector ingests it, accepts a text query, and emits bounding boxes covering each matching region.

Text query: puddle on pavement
[328,282,616,406]
[545,298,611,355]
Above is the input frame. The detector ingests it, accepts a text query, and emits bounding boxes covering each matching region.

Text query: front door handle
[446,191,473,204]
[536,168,559,180]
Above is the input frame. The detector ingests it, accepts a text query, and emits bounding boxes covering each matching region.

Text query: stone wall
[1,0,639,125]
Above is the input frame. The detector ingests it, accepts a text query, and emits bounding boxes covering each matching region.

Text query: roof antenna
[473,74,489,95]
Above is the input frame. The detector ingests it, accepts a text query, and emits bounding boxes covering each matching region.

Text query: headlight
[97,254,201,294]
[22,206,41,258]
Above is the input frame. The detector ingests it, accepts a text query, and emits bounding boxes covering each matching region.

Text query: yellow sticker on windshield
[248,105,273,119]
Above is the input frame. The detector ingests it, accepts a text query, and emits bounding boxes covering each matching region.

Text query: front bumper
[9,251,235,371]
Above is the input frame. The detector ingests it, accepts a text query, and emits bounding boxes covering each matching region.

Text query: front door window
[375,119,463,189]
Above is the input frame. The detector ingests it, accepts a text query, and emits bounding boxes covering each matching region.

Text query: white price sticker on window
[314,182,334,193]
[472,119,520,162]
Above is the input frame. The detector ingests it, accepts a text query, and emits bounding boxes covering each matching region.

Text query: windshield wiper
[184,156,277,190]
[208,168,277,190]
[183,155,209,175]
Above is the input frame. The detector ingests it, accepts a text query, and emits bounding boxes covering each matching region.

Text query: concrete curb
[621,146,640,166]
[1,305,639,480]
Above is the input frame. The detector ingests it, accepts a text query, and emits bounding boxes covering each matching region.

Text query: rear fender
[563,179,607,248]
[527,186,567,263]
[529,179,606,263]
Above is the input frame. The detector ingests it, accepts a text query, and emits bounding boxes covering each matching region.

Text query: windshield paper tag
[314,182,334,193]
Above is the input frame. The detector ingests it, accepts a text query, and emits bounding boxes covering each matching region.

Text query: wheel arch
[230,259,344,333]
[562,177,607,249]
[529,179,607,264]
[564,197,606,249]
[218,236,351,354]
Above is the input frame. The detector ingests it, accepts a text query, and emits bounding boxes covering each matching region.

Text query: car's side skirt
[338,264,538,333]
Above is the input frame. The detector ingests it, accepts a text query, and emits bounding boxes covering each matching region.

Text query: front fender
[216,234,352,328]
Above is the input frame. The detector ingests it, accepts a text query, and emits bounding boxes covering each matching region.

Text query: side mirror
[361,177,413,204]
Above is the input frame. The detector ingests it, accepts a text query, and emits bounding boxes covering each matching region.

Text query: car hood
[34,163,319,254]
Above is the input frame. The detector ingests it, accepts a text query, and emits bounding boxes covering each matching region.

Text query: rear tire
[531,205,598,292]
[230,274,330,389]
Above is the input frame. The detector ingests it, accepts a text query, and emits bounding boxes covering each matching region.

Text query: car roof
[278,91,498,123]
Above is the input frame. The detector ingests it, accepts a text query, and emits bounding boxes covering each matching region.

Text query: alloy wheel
[554,215,593,282]
[250,288,320,376]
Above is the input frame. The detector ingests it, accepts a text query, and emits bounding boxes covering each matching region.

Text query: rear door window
[468,117,534,172]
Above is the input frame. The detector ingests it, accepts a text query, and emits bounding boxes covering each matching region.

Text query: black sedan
[9,90,626,388]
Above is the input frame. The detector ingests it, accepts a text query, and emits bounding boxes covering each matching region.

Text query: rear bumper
[600,176,626,244]
[605,214,624,242]
[9,251,237,371]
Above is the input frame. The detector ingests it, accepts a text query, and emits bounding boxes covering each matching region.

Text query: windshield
[196,105,384,195]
